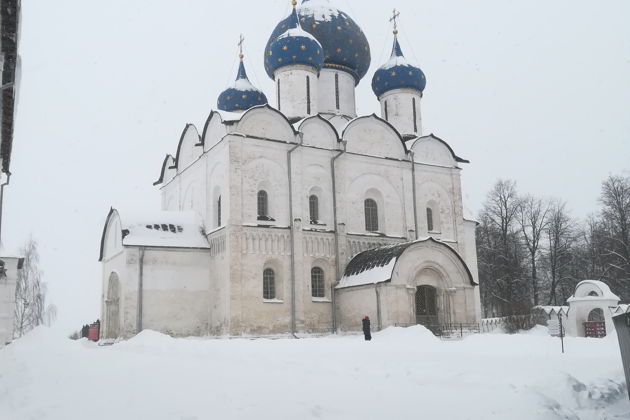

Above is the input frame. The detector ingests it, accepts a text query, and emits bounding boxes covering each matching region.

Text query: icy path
[0,326,628,420]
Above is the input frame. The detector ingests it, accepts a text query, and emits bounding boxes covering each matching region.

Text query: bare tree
[477,180,528,315]
[599,175,630,296]
[13,238,54,338]
[517,195,550,305]
[544,201,576,305]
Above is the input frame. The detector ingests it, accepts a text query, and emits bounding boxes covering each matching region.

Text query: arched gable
[153,154,177,186]
[175,124,203,171]
[325,114,352,134]
[99,208,123,261]
[392,238,476,286]
[298,115,339,150]
[235,104,296,143]
[343,114,406,159]
[411,134,468,167]
[202,110,228,152]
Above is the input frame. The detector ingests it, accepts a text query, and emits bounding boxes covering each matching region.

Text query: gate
[416,285,438,325]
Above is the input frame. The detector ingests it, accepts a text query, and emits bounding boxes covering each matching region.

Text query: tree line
[476,174,630,317]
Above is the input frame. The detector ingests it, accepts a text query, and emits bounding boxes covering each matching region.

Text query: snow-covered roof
[299,0,341,23]
[120,210,209,249]
[99,208,210,261]
[567,280,620,303]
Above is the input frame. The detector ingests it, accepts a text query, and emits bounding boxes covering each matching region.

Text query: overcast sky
[4,0,629,331]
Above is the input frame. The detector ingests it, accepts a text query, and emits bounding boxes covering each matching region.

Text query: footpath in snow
[0,325,628,420]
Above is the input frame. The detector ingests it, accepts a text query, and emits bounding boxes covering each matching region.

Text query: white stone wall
[275,66,319,120]
[317,69,356,117]
[0,257,21,345]
[101,247,211,338]
[379,89,423,137]
[145,106,480,336]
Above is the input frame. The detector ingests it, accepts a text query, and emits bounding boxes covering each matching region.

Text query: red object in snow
[88,324,100,341]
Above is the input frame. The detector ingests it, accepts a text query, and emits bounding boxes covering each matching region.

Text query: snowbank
[0,326,627,420]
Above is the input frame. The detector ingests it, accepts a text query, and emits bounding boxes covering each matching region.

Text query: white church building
[98,0,481,338]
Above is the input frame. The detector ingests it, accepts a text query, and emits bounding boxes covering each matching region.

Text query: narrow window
[277,79,281,111]
[309,195,319,223]
[306,75,311,115]
[384,100,389,121]
[311,267,325,298]
[263,268,275,299]
[217,195,222,227]
[257,190,268,219]
[426,207,434,232]
[364,199,379,232]
[335,73,340,110]
[412,97,418,133]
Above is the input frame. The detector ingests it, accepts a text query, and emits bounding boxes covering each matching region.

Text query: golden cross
[390,9,400,34]
[238,34,245,59]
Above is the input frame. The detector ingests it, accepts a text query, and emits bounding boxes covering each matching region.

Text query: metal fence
[395,314,540,338]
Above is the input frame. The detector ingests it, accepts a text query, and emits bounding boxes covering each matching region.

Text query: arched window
[588,308,604,322]
[364,199,378,232]
[263,268,275,299]
[426,207,434,232]
[217,195,222,227]
[311,267,325,298]
[257,190,268,219]
[309,195,319,224]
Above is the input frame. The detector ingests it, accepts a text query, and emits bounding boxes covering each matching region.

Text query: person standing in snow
[362,316,371,341]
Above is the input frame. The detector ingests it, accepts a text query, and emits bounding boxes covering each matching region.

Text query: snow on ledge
[119,210,210,249]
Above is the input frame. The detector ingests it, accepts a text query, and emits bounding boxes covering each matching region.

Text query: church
[98,0,481,338]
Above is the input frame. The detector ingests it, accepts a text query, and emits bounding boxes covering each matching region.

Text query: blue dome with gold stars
[371,36,426,98]
[265,6,324,78]
[217,58,268,113]
[265,0,371,85]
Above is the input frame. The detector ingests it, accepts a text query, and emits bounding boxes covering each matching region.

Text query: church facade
[98,0,481,338]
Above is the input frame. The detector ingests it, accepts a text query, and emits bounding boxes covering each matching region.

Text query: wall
[317,69,356,117]
[0,257,21,345]
[275,66,319,120]
[379,89,423,137]
[102,246,211,338]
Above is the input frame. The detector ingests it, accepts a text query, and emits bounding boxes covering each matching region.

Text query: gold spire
[292,0,297,8]
[238,34,245,60]
[390,8,400,35]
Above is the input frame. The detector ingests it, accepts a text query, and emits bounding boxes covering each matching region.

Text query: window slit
[335,73,340,110]
[412,97,418,132]
[277,79,281,111]
[306,76,311,115]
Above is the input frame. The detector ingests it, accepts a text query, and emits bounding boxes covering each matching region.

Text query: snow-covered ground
[0,326,628,420]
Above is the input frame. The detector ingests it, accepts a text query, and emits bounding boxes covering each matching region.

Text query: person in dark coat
[362,316,371,341]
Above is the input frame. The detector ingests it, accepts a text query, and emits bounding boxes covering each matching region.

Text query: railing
[394,314,539,338]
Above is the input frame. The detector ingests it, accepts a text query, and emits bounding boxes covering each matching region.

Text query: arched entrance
[415,285,438,326]
[105,272,120,339]
[584,308,606,338]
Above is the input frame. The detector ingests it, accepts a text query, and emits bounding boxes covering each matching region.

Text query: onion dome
[217,55,268,113]
[265,3,324,78]
[265,0,371,85]
[371,35,426,98]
